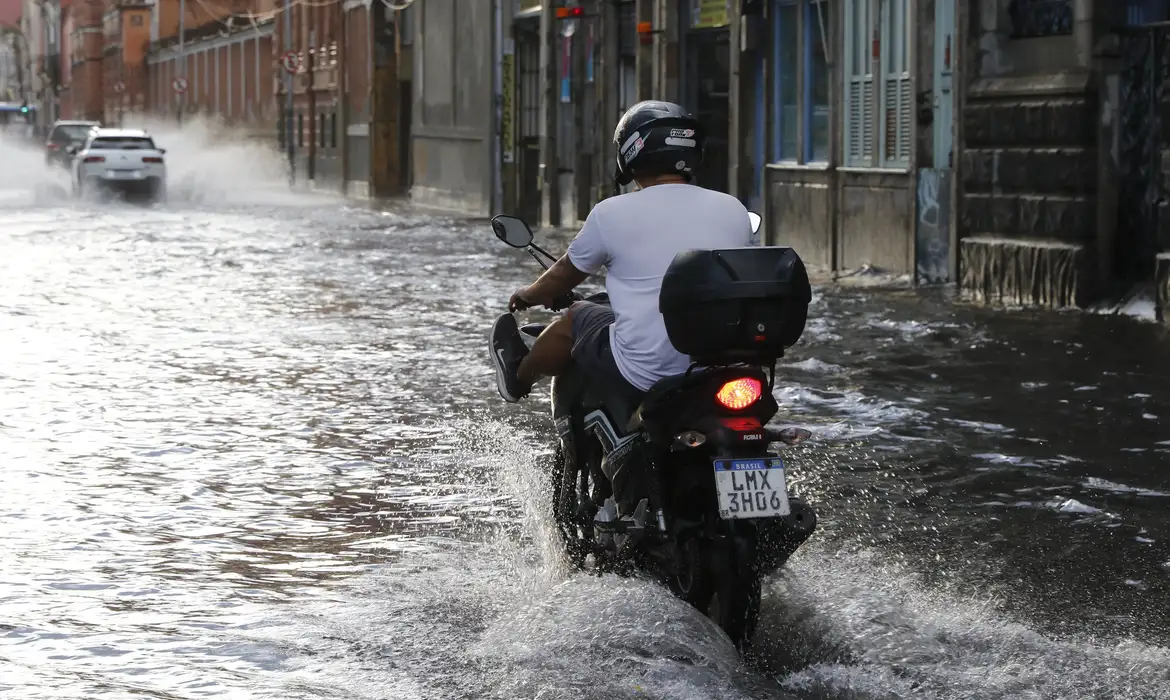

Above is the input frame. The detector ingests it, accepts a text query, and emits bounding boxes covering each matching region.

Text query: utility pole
[337,0,348,194]
[307,29,315,183]
[284,0,294,185]
[178,0,184,124]
[538,0,556,229]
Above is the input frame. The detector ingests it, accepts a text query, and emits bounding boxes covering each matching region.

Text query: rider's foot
[489,313,531,403]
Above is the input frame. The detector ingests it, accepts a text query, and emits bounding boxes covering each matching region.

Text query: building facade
[13,0,1164,323]
[409,0,497,214]
[485,0,1169,321]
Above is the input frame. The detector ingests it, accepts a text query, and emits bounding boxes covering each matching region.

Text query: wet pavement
[1,140,1169,699]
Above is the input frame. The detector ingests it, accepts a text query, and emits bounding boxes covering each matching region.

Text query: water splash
[0,113,339,208]
[760,545,1170,700]
[126,113,296,205]
[247,418,780,700]
[0,128,71,206]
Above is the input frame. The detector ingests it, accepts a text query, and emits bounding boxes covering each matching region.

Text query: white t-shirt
[566,183,754,391]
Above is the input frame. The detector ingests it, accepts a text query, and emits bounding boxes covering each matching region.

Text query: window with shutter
[843,0,875,167]
[880,0,911,167]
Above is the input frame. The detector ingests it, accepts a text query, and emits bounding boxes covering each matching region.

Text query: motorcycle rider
[489,100,755,404]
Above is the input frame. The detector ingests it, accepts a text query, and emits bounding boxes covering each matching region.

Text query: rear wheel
[709,570,762,652]
[671,534,761,652]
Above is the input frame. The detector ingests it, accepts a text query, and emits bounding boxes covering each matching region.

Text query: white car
[70,128,167,202]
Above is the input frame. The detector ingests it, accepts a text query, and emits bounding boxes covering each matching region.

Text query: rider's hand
[509,286,536,312]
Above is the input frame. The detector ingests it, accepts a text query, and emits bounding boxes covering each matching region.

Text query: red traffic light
[555,6,585,19]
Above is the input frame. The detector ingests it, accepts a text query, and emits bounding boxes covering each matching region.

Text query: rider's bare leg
[516,304,577,388]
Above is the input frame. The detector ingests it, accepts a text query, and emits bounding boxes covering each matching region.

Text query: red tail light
[715,378,763,410]
[142,156,163,163]
[83,156,105,163]
[46,142,59,151]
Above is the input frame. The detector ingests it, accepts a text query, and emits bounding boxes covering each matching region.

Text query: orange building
[101,0,150,123]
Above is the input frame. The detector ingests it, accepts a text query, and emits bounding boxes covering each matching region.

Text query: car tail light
[715,378,763,410]
[142,156,163,163]
[83,156,105,163]
[46,142,59,151]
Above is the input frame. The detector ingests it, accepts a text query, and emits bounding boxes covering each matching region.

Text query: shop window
[330,113,337,149]
[842,0,910,169]
[770,0,832,164]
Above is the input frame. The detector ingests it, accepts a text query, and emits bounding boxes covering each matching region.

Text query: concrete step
[958,234,1086,309]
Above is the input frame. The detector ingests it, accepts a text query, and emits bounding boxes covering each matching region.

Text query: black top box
[659,246,811,365]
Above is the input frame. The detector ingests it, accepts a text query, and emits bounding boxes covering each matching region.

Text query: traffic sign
[113,80,125,94]
[172,77,189,94]
[279,51,301,74]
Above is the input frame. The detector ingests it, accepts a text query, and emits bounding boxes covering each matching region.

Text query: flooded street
[1,142,1169,699]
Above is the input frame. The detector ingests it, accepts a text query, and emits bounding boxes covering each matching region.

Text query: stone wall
[959,74,1097,307]
[956,0,1103,308]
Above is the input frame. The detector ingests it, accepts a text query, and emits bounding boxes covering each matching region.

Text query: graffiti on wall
[915,168,951,284]
[1007,0,1073,39]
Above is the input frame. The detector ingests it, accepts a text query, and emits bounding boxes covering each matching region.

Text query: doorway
[1117,23,1170,285]
[515,20,543,225]
[681,28,731,193]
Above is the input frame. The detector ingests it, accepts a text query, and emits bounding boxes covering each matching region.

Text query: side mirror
[66,145,78,155]
[491,214,534,248]
[747,211,762,235]
[158,148,166,154]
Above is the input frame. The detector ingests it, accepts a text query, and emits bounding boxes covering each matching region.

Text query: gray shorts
[570,301,639,396]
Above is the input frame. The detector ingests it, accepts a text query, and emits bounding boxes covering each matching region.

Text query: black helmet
[612,100,705,188]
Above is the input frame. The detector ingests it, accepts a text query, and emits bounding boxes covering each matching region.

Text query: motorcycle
[489,212,817,650]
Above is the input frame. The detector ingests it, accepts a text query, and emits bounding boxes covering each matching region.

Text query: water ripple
[0,190,1168,698]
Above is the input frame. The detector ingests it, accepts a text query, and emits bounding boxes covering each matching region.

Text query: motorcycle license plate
[713,457,790,520]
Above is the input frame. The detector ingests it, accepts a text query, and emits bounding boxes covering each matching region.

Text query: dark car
[45,120,101,169]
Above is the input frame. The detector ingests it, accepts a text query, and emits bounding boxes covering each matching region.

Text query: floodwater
[1,125,1169,699]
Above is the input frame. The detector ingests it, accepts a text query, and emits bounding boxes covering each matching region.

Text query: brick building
[144,0,276,128]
